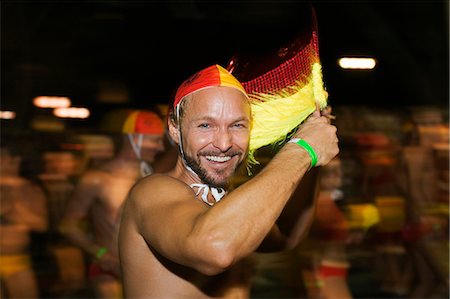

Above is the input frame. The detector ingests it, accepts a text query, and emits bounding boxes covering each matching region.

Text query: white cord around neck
[190,183,226,206]
[128,133,153,177]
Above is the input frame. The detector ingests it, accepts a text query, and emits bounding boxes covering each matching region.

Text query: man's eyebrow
[191,116,250,123]
[191,116,215,123]
[233,117,250,123]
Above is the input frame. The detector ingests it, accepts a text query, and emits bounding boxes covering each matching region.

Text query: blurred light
[54,107,90,119]
[33,96,71,108]
[338,57,376,69]
[0,110,16,119]
[227,58,236,74]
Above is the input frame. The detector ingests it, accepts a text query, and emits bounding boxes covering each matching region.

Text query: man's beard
[184,151,243,189]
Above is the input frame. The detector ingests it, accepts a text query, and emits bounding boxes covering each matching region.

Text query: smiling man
[118,65,339,298]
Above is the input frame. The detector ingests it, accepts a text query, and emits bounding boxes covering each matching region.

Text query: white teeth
[205,155,231,162]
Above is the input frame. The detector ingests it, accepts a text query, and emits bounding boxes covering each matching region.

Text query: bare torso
[0,176,47,254]
[88,164,139,256]
[119,192,255,299]
[119,175,254,299]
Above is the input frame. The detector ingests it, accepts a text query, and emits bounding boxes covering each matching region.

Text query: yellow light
[0,110,16,119]
[54,107,90,119]
[33,96,71,108]
[338,57,376,69]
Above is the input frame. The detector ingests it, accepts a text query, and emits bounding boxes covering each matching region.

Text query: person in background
[119,65,339,298]
[59,110,165,299]
[300,157,354,299]
[0,146,49,298]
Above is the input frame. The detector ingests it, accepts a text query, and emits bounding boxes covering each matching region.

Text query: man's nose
[212,129,233,152]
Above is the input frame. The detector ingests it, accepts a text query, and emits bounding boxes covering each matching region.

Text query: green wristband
[95,247,108,259]
[288,138,318,169]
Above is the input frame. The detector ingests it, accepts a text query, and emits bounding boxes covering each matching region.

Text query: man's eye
[233,123,246,128]
[198,123,210,128]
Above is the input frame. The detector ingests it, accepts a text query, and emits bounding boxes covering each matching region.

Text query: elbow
[197,261,233,276]
[207,246,235,275]
[199,249,234,276]
[188,235,236,276]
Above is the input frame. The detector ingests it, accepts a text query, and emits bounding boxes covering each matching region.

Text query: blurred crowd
[0,105,448,299]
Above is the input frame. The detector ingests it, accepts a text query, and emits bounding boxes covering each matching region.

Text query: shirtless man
[0,146,48,298]
[119,65,339,298]
[59,110,164,298]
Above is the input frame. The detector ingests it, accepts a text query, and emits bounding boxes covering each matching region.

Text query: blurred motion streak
[0,110,16,119]
[338,57,376,70]
[53,107,90,119]
[33,96,71,108]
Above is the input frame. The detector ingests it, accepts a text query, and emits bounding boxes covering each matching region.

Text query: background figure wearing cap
[118,65,339,298]
[59,110,164,299]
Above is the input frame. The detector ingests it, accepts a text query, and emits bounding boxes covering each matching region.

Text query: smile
[205,155,232,163]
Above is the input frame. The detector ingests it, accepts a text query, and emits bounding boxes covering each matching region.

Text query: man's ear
[168,118,180,145]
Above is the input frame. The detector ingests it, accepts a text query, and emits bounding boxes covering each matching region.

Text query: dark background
[2,1,449,129]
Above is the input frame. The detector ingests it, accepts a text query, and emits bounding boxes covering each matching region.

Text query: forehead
[183,86,250,118]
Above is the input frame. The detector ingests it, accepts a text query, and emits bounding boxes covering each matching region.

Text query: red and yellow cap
[173,64,247,108]
[122,110,164,135]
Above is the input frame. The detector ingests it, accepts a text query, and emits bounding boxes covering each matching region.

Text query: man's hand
[292,106,339,167]
[320,105,336,121]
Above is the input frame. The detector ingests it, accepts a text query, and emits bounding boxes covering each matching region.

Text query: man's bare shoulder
[126,174,195,209]
[77,168,109,185]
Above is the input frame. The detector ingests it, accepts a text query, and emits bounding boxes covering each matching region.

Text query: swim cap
[122,110,164,135]
[173,64,247,109]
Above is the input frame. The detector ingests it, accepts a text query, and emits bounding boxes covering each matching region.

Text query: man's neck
[168,158,202,186]
[168,158,226,206]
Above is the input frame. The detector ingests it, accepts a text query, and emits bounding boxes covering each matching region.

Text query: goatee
[184,153,242,189]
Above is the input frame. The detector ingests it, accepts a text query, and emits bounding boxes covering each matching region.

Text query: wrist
[288,138,318,169]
